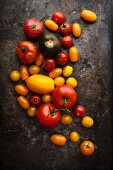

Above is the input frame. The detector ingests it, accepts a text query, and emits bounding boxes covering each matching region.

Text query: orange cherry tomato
[17,96,30,109]
[81,10,97,22]
[80,140,95,155]
[15,84,29,96]
[69,46,79,62]
[50,134,67,146]
[49,68,62,79]
[45,19,58,31]
[35,53,44,66]
[20,65,29,81]
[72,23,81,38]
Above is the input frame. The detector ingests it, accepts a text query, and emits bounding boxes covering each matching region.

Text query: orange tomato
[81,10,97,22]
[80,140,95,155]
[15,84,29,96]
[49,68,62,79]
[20,65,29,80]
[45,19,58,31]
[50,134,67,146]
[35,53,44,66]
[72,23,81,37]
[17,96,30,109]
[69,46,79,62]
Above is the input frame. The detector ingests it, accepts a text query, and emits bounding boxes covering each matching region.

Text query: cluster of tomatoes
[10,10,97,155]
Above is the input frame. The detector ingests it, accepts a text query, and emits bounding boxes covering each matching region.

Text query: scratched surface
[0,0,112,170]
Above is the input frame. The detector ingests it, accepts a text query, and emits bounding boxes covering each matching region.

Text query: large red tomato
[52,85,78,109]
[16,41,38,64]
[37,103,61,127]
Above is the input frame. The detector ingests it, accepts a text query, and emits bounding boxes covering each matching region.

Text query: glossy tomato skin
[52,11,65,25]
[30,94,41,106]
[16,41,38,64]
[56,52,69,65]
[61,35,73,48]
[52,85,78,109]
[59,23,72,35]
[24,18,44,39]
[37,103,61,127]
[74,105,86,117]
[44,58,56,71]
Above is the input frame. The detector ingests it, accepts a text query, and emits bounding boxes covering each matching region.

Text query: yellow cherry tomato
[20,65,29,81]
[35,53,44,66]
[61,114,73,125]
[54,76,65,86]
[66,77,77,88]
[69,46,79,62]
[42,94,52,103]
[45,19,58,31]
[49,68,62,79]
[27,106,37,117]
[81,10,97,22]
[17,96,30,109]
[15,84,29,96]
[82,116,94,128]
[63,66,73,77]
[29,65,40,75]
[10,70,20,81]
[72,23,82,38]
[70,131,80,142]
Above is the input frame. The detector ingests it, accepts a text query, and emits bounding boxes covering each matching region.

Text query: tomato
[49,68,62,79]
[81,10,97,23]
[37,103,61,127]
[15,84,29,96]
[82,116,94,128]
[20,65,29,81]
[63,66,73,77]
[27,106,37,117]
[56,52,68,65]
[72,23,81,38]
[61,35,73,48]
[69,46,79,62]
[16,41,38,64]
[61,114,73,125]
[66,77,78,88]
[52,11,65,25]
[80,140,95,155]
[50,134,67,146]
[24,18,44,39]
[43,58,56,72]
[74,105,87,117]
[29,65,40,74]
[10,70,20,81]
[59,23,72,35]
[52,85,78,109]
[54,76,65,87]
[45,19,58,32]
[70,131,80,142]
[35,53,44,66]
[29,94,41,106]
[17,96,30,109]
[42,94,52,103]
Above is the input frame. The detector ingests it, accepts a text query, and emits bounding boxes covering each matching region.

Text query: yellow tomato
[61,114,73,125]
[42,94,51,103]
[82,116,94,128]
[10,70,20,81]
[66,77,77,88]
[45,19,58,31]
[17,96,30,109]
[63,66,73,77]
[29,65,40,75]
[70,131,80,142]
[72,23,82,38]
[49,68,62,79]
[27,106,37,117]
[81,10,97,22]
[54,76,65,86]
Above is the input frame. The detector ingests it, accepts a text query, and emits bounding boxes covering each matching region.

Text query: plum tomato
[50,134,67,146]
[43,58,56,71]
[61,35,73,48]
[74,105,87,117]
[29,94,41,106]
[16,41,38,64]
[52,85,78,109]
[80,140,95,155]
[52,11,65,25]
[59,23,72,35]
[24,18,44,39]
[56,52,69,65]
[37,103,61,127]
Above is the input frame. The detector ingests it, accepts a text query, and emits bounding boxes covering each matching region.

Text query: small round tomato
[61,35,73,48]
[29,94,41,106]
[27,106,37,117]
[24,18,44,39]
[70,131,80,142]
[56,52,68,65]
[66,77,78,88]
[74,105,87,117]
[54,76,65,86]
[80,140,95,155]
[61,114,73,125]
[59,23,72,35]
[29,65,40,74]
[37,103,61,127]
[63,66,73,77]
[43,58,56,72]
[82,116,94,128]
[52,11,65,25]
[42,94,52,103]
[10,70,20,81]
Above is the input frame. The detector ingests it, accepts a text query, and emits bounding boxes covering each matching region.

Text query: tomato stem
[21,47,27,53]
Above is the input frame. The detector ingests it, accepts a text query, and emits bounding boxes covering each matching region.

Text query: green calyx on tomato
[21,47,27,53]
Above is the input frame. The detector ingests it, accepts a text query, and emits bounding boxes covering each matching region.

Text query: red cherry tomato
[16,41,38,64]
[43,58,56,71]
[24,18,44,39]
[30,94,41,106]
[52,11,65,25]
[74,105,87,117]
[37,103,61,127]
[56,52,69,65]
[59,23,72,35]
[52,85,78,109]
[61,35,73,48]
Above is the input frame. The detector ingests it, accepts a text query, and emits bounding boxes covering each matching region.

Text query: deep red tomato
[29,94,41,106]
[16,41,38,64]
[61,35,73,48]
[43,58,56,71]
[52,11,65,25]
[74,105,87,117]
[24,18,44,39]
[52,85,78,109]
[37,103,61,127]
[59,23,72,35]
[56,52,69,65]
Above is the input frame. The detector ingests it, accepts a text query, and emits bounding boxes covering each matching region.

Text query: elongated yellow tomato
[72,23,81,37]
[81,10,97,22]
[45,19,58,31]
[26,74,54,94]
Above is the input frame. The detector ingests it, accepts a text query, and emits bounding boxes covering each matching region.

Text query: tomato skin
[80,140,95,155]
[24,18,44,39]
[15,84,29,96]
[17,96,30,109]
[49,68,62,79]
[59,23,72,35]
[56,52,68,65]
[74,105,86,117]
[37,103,61,127]
[16,41,38,64]
[61,35,73,48]
[44,58,56,71]
[20,65,29,80]
[52,11,65,25]
[52,85,78,109]
[50,134,67,146]
[29,94,41,106]
[35,53,44,66]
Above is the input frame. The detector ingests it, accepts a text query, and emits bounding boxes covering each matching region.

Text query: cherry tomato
[20,65,29,81]
[50,134,67,146]
[49,68,62,79]
[35,53,44,66]
[54,76,65,87]
[42,94,52,103]
[80,140,95,155]
[52,11,65,25]
[82,116,94,128]
[70,131,80,142]
[74,105,87,117]
[29,65,40,74]
[56,52,69,65]
[15,84,29,96]
[43,58,56,72]
[61,35,73,48]
[10,70,20,81]
[16,41,38,64]
[27,106,37,117]
[37,103,61,127]
[24,18,44,39]
[29,94,41,106]
[45,19,58,32]
[63,66,73,77]
[61,114,73,125]
[17,96,30,109]
[52,85,78,109]
[59,23,72,35]
[66,77,78,88]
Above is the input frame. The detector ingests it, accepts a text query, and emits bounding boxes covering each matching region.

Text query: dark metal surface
[0,0,112,170]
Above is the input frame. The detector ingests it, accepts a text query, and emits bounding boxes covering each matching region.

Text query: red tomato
[56,52,69,65]
[16,41,38,64]
[52,11,65,25]
[61,35,73,48]
[59,23,72,35]
[52,85,78,109]
[30,94,41,106]
[24,18,44,39]
[74,105,87,117]
[43,58,56,71]
[37,103,61,127]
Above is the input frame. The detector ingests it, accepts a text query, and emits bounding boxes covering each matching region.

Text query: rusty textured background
[0,0,113,170]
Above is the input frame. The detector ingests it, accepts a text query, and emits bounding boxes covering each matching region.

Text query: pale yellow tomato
[63,66,73,77]
[66,77,77,88]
